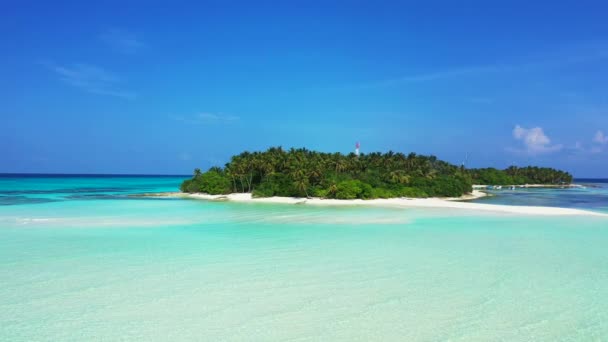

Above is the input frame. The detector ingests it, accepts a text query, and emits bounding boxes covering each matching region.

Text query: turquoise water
[471,179,608,212]
[1,176,608,340]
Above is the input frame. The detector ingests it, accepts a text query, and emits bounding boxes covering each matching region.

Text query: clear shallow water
[1,176,608,341]
[0,174,187,206]
[471,179,608,213]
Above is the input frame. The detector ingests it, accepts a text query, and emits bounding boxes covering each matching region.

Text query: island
[180,147,573,199]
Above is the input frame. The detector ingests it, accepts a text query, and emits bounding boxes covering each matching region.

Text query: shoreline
[140,190,607,217]
[472,184,585,189]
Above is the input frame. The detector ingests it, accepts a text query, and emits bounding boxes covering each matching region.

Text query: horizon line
[0,172,606,180]
[0,172,190,177]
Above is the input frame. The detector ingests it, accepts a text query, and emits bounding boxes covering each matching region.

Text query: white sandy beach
[147,191,606,217]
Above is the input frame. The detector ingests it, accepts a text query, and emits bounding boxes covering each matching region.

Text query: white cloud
[564,133,608,155]
[47,63,135,99]
[587,130,608,154]
[331,65,504,91]
[100,29,144,54]
[593,130,608,144]
[510,125,563,155]
[173,112,239,125]
[590,146,603,154]
[327,42,608,91]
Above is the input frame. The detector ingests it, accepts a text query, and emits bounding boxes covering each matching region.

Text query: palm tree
[224,165,238,193]
[334,155,347,174]
[181,145,570,198]
[388,170,410,184]
[293,177,310,198]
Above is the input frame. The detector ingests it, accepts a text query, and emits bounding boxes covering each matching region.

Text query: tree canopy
[469,166,572,185]
[181,147,472,198]
[180,147,572,199]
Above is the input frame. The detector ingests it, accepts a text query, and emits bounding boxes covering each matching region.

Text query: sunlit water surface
[1,175,608,341]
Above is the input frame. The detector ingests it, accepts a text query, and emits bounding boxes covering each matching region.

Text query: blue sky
[2,1,608,177]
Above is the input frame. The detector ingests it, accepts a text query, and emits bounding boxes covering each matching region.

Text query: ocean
[470,179,608,212]
[1,175,608,340]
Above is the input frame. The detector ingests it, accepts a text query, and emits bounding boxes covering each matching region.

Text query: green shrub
[334,180,365,199]
[199,171,231,194]
[180,178,204,193]
[370,187,394,199]
[180,179,192,192]
[359,182,373,199]
[313,187,329,198]
[396,187,428,198]
[252,182,276,197]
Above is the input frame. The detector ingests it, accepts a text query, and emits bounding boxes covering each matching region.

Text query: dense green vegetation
[181,147,471,199]
[469,166,573,185]
[180,147,572,199]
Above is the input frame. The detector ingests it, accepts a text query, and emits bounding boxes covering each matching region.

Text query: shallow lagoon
[1,176,608,340]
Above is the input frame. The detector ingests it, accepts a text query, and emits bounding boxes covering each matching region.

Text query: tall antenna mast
[462,152,469,167]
